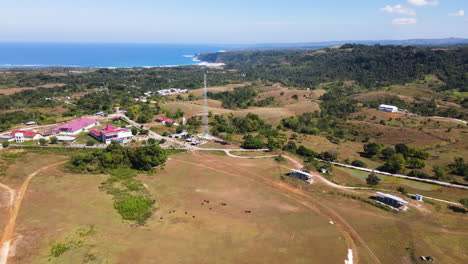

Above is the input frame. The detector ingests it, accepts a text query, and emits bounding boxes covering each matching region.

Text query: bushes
[296,145,318,158]
[366,173,381,186]
[207,86,274,109]
[380,153,406,174]
[241,135,265,149]
[50,243,70,257]
[68,141,167,173]
[449,157,468,177]
[114,197,155,224]
[351,160,366,167]
[100,168,155,225]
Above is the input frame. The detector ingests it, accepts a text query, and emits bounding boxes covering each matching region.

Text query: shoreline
[0,55,224,69]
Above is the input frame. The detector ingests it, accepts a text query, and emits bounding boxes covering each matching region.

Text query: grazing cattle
[221,203,227,206]
[244,210,251,213]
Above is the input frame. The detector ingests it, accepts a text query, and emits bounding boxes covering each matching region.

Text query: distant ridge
[232,38,468,51]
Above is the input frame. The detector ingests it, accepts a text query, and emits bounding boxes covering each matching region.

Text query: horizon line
[0,37,467,46]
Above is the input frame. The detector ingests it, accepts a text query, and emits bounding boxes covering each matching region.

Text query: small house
[378,104,398,113]
[25,121,37,126]
[89,124,133,144]
[10,130,41,143]
[155,117,174,124]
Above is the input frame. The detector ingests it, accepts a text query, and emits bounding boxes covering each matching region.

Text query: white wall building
[378,104,399,113]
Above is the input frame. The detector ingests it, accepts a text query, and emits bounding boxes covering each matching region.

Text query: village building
[89,123,133,144]
[156,117,174,125]
[10,130,41,143]
[52,118,99,135]
[156,88,188,96]
[25,121,37,125]
[169,131,189,138]
[378,104,399,113]
[54,136,76,143]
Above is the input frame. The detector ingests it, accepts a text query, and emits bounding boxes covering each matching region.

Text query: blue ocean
[0,43,227,68]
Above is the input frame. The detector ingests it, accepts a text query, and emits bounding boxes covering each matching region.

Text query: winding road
[0,161,65,264]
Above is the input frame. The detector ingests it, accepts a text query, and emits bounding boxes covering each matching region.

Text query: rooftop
[376,192,408,204]
[156,117,174,123]
[291,169,314,178]
[11,130,37,137]
[53,118,98,132]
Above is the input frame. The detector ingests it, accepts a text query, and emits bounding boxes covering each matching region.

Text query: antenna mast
[202,73,209,135]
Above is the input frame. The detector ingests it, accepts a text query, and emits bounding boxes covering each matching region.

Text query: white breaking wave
[1,63,80,67]
[182,55,195,58]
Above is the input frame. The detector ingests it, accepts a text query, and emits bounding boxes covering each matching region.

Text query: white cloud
[448,10,465,17]
[408,0,439,6]
[381,5,416,16]
[392,18,418,25]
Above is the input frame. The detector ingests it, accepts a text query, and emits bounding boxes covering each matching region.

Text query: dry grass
[164,100,320,126]
[10,152,347,264]
[0,83,65,95]
[255,88,325,105]
[351,91,414,102]
[2,151,467,264]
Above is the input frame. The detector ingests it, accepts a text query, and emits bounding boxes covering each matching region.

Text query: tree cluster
[68,141,167,172]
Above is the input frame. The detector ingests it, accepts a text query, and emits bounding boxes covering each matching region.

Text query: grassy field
[8,152,347,264]
[164,100,319,126]
[2,151,467,264]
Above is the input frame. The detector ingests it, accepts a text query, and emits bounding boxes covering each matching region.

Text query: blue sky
[0,0,466,43]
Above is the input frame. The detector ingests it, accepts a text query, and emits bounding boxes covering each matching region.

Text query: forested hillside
[199,44,468,90]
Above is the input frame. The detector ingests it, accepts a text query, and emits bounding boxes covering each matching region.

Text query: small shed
[415,194,423,202]
[25,121,37,125]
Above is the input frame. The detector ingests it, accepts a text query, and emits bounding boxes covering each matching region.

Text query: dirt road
[175,153,383,264]
[0,161,65,264]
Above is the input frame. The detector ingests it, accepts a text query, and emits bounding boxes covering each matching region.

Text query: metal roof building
[375,192,408,210]
[289,169,315,184]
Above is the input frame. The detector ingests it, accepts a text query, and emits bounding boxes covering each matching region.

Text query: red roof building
[89,124,133,144]
[10,130,40,143]
[10,130,38,138]
[155,117,174,123]
[52,118,99,135]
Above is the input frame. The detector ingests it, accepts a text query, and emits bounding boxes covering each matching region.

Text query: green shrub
[114,197,155,224]
[50,243,70,257]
